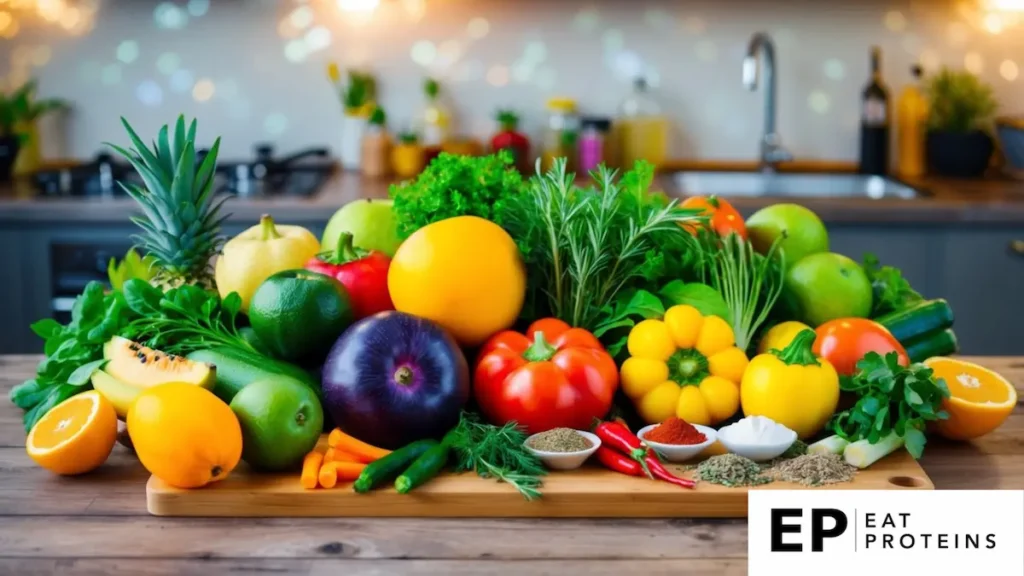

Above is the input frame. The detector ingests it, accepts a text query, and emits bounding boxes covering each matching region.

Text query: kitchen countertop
[2,168,1024,225]
[0,354,1022,575]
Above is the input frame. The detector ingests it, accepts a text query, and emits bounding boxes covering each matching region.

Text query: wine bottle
[859,46,890,175]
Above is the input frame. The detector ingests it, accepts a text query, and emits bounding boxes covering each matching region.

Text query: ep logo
[771,508,849,552]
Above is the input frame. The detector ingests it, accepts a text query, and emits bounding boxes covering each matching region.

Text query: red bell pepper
[473,318,619,436]
[490,110,530,173]
[304,232,394,319]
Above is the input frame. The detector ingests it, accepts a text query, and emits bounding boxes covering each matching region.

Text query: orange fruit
[26,390,118,475]
[925,357,1018,441]
[128,382,243,489]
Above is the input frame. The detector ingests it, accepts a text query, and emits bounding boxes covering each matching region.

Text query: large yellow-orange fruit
[128,382,243,489]
[387,216,526,346]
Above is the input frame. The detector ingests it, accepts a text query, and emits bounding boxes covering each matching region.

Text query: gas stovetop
[33,144,335,199]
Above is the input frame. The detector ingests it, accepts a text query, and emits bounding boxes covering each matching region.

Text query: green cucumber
[876,299,954,344]
[904,328,959,363]
[353,440,438,493]
[186,346,319,403]
[395,443,450,494]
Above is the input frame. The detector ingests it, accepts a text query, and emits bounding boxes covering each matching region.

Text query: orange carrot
[324,448,336,463]
[328,450,362,463]
[300,451,324,489]
[318,461,367,489]
[326,428,391,463]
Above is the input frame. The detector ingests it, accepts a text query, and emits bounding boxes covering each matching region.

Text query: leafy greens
[9,282,141,431]
[831,351,950,459]
[862,252,922,317]
[389,150,526,240]
[504,159,705,354]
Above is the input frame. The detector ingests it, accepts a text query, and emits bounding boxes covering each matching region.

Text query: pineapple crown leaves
[107,115,229,278]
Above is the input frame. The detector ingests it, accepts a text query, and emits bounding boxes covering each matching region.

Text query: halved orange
[26,390,118,475]
[925,357,1018,441]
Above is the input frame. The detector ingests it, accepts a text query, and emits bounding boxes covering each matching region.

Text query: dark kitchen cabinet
[936,228,1024,355]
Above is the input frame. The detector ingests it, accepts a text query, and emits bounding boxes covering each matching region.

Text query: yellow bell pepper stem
[770,329,820,366]
[260,214,282,240]
[668,348,709,386]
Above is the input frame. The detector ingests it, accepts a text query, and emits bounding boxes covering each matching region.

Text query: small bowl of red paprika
[638,417,717,463]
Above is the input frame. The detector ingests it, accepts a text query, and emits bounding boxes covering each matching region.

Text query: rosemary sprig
[447,412,546,501]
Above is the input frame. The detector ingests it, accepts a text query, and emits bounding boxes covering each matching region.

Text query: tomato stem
[522,331,558,363]
[772,329,820,366]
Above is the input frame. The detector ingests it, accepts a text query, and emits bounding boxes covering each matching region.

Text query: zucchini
[395,443,450,494]
[876,299,954,344]
[904,328,959,363]
[353,440,437,493]
[186,346,320,403]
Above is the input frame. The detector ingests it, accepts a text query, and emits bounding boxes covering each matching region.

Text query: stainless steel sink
[671,171,923,199]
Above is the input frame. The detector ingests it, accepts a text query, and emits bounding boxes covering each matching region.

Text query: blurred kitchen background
[2,0,1024,160]
[1,0,1024,356]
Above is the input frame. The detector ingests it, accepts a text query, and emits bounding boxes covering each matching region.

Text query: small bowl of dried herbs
[524,428,601,471]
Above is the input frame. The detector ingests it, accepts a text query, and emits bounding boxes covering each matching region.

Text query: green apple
[784,252,872,326]
[746,203,829,267]
[321,198,402,257]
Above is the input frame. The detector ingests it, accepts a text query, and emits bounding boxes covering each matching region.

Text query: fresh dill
[447,412,547,501]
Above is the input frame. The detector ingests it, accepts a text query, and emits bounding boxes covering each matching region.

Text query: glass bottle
[617,78,668,169]
[896,65,927,178]
[541,97,579,172]
[859,46,890,175]
[578,117,611,174]
[421,77,451,165]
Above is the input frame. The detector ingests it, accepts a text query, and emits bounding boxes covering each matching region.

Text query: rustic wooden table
[1,355,1022,575]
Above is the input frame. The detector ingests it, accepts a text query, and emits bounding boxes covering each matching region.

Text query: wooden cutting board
[147,449,933,518]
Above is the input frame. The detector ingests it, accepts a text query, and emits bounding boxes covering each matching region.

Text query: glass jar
[617,78,668,169]
[541,97,579,173]
[578,117,611,174]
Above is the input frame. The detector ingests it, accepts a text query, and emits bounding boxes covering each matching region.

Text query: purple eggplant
[321,311,470,449]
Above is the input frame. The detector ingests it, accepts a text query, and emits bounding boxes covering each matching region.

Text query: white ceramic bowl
[524,430,601,471]
[717,417,798,462]
[638,424,717,463]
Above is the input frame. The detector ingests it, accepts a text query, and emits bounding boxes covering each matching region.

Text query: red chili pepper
[643,453,696,489]
[593,420,651,477]
[594,420,695,489]
[595,446,642,476]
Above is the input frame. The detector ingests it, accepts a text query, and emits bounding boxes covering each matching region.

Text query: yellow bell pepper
[756,320,812,355]
[620,305,749,426]
[214,214,321,313]
[740,329,839,439]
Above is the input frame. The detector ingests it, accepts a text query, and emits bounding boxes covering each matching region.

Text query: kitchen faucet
[742,32,793,171]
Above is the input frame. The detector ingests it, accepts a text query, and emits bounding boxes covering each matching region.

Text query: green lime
[230,376,324,472]
[249,269,354,362]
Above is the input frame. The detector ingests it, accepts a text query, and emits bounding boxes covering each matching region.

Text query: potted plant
[6,80,69,177]
[925,68,998,178]
[0,92,20,182]
[360,106,391,178]
[328,63,376,171]
[391,131,425,179]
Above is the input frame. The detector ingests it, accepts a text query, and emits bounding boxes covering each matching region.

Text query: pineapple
[110,116,227,290]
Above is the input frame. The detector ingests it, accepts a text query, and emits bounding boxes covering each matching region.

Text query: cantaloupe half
[91,336,215,418]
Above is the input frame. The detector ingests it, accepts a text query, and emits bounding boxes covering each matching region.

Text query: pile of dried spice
[767,453,856,487]
[526,428,592,453]
[644,416,707,445]
[696,454,772,487]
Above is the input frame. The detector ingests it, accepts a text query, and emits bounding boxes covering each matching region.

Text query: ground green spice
[763,439,810,468]
[767,453,856,487]
[526,428,592,453]
[696,454,773,487]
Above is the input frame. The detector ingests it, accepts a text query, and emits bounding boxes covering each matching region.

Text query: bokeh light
[154,2,187,29]
[808,90,830,114]
[486,65,509,87]
[31,45,53,67]
[101,64,121,86]
[170,69,194,93]
[964,51,984,73]
[186,0,210,17]
[823,59,845,80]
[136,80,163,107]
[1000,59,1019,81]
[289,6,313,29]
[411,40,436,66]
[884,10,907,32]
[264,113,289,136]
[116,40,139,64]
[157,52,181,75]
[304,26,331,52]
[284,39,308,63]
[467,17,489,39]
[571,8,600,33]
[192,78,215,102]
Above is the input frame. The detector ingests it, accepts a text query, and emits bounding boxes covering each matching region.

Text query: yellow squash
[741,329,839,439]
[215,214,321,313]
[620,305,749,426]
[757,320,812,355]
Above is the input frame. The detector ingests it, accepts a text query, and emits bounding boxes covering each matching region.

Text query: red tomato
[813,318,909,376]
[680,195,748,239]
[474,319,619,435]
